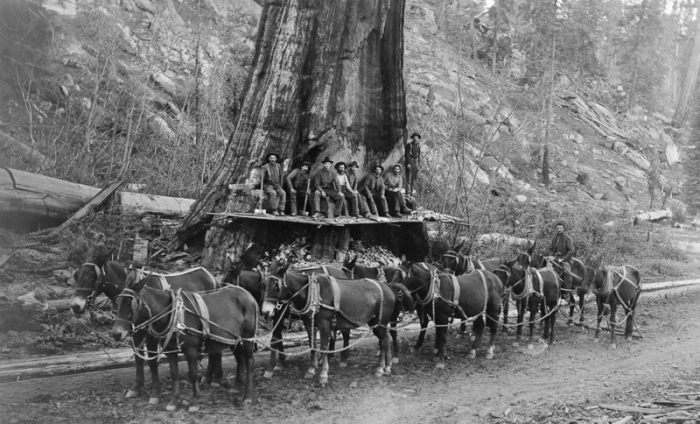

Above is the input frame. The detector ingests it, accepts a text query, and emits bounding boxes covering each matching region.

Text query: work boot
[278,209,286,216]
[312,212,322,219]
[272,210,280,216]
[401,207,413,215]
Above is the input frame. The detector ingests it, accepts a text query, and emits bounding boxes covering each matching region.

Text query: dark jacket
[384,172,403,191]
[262,163,282,188]
[347,171,359,190]
[314,168,338,191]
[405,140,420,161]
[286,168,310,191]
[551,233,575,262]
[363,173,385,196]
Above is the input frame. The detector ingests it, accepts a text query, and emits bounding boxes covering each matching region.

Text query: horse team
[69,242,642,411]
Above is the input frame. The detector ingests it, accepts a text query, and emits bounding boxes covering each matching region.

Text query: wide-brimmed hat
[300,161,310,169]
[265,152,280,161]
[392,163,403,171]
[349,161,359,168]
[554,220,568,229]
[321,156,333,164]
[334,161,347,170]
[373,164,384,172]
[410,132,422,139]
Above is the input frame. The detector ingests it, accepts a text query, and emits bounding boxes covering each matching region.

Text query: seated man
[362,164,389,217]
[384,164,412,217]
[261,152,286,216]
[346,161,372,218]
[285,161,312,216]
[313,156,344,219]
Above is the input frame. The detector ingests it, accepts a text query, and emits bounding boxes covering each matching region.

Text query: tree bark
[175,0,408,249]
[672,12,700,128]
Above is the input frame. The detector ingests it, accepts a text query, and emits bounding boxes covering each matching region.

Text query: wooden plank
[119,191,195,217]
[47,179,124,237]
[599,404,664,414]
[209,211,461,227]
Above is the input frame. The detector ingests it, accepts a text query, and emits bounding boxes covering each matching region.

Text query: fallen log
[0,131,46,164]
[633,209,672,225]
[119,191,195,217]
[475,233,529,248]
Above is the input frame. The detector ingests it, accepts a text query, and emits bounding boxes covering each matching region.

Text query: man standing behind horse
[550,221,575,290]
[262,152,286,216]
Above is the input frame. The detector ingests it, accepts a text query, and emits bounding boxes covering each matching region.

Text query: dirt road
[1,283,699,424]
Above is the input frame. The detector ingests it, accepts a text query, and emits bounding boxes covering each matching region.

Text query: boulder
[513,194,527,203]
[613,176,627,189]
[151,72,178,96]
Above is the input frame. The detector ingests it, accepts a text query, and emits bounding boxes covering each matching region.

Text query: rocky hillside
[0,0,687,221]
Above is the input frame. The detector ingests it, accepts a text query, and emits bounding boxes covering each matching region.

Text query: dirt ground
[1,284,699,424]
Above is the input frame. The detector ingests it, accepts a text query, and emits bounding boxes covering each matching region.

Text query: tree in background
[673,6,700,128]
[685,111,700,216]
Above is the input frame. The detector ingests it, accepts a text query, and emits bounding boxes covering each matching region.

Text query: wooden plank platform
[208,210,462,227]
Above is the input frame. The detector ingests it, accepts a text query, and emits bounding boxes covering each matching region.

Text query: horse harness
[75,262,122,308]
[593,266,641,312]
[511,267,557,302]
[414,266,489,321]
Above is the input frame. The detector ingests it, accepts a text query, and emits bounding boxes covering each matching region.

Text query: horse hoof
[485,353,494,360]
[166,404,177,411]
[147,397,159,405]
[392,357,399,364]
[512,342,520,348]
[188,405,200,412]
[273,365,284,371]
[383,367,392,375]
[126,390,140,398]
[374,370,384,378]
[263,370,274,379]
[467,350,476,359]
[339,362,348,368]
[319,376,329,385]
[304,372,315,380]
[527,344,534,350]
[610,343,617,350]
[435,362,445,369]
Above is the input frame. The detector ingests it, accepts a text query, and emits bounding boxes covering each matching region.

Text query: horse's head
[70,248,114,314]
[342,254,357,273]
[505,262,528,289]
[581,265,596,290]
[516,240,537,269]
[389,283,415,314]
[440,250,461,275]
[111,270,150,342]
[261,260,291,317]
[493,259,516,287]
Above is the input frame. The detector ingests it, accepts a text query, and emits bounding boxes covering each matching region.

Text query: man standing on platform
[313,157,344,219]
[285,161,311,216]
[347,161,372,218]
[362,164,389,217]
[384,164,412,218]
[261,152,286,216]
[405,132,421,195]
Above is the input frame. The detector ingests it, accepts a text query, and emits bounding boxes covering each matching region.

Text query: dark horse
[591,265,642,348]
[440,248,505,275]
[506,262,560,346]
[112,277,258,410]
[70,249,217,403]
[341,255,410,362]
[519,241,595,325]
[389,262,503,364]
[262,266,413,385]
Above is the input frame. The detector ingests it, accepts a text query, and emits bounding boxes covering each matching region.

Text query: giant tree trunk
[174,0,408,257]
[672,14,700,128]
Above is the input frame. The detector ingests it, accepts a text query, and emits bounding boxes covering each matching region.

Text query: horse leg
[264,313,285,379]
[383,331,393,375]
[548,301,557,345]
[594,297,604,341]
[233,344,245,384]
[390,321,400,364]
[413,304,429,353]
[202,352,223,389]
[527,299,538,348]
[339,330,350,368]
[183,346,201,412]
[145,337,162,404]
[468,316,485,359]
[515,299,525,343]
[578,289,586,324]
[165,352,180,411]
[126,333,147,399]
[458,320,467,338]
[241,340,255,404]
[609,302,617,349]
[567,292,575,325]
[304,317,316,380]
[501,295,510,333]
[485,310,499,359]
[373,327,388,377]
[433,311,449,366]
[625,292,640,340]
[318,325,331,386]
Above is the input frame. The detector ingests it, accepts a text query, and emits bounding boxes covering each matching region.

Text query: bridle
[441,251,462,275]
[263,272,311,313]
[73,263,107,309]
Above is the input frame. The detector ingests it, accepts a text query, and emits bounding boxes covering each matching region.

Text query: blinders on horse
[114,288,142,330]
[74,262,105,308]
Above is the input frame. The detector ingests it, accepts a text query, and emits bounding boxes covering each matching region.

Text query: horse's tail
[389,282,415,314]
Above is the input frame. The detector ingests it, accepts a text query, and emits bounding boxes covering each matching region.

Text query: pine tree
[685,112,700,216]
